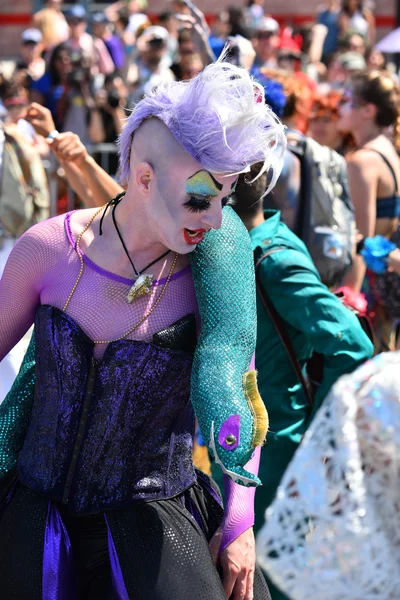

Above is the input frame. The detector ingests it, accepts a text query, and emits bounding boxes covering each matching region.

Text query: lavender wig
[118,60,286,195]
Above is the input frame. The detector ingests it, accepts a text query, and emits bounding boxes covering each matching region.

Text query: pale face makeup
[128,119,238,255]
[148,162,238,254]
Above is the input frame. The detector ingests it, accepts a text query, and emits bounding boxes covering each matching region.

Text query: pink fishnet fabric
[220,445,260,553]
[0,213,198,360]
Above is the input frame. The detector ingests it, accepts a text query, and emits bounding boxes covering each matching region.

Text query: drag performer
[0,61,285,599]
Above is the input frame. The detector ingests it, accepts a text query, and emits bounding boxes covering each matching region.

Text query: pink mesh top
[0,212,199,361]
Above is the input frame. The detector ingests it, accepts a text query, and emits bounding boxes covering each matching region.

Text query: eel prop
[0,334,36,480]
[189,206,268,487]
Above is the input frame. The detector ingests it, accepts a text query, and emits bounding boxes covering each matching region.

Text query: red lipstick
[184,228,207,245]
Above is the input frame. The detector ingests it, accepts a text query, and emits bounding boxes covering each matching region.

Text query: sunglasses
[67,18,84,25]
[257,31,275,40]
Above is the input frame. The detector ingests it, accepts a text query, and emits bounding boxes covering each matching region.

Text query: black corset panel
[18,306,197,515]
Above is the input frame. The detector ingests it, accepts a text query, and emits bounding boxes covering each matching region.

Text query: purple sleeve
[0,225,52,362]
[219,445,261,553]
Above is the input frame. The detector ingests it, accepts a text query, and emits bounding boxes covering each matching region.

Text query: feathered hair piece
[118,60,286,196]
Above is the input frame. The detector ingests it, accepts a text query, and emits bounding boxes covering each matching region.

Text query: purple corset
[18,306,196,515]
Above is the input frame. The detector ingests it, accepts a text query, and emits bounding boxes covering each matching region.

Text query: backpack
[0,125,49,238]
[286,130,356,289]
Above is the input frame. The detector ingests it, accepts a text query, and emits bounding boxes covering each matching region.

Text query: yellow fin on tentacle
[243,370,269,448]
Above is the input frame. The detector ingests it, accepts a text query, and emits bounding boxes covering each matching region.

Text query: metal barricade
[87,142,119,176]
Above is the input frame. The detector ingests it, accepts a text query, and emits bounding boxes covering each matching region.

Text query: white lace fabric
[256,352,400,600]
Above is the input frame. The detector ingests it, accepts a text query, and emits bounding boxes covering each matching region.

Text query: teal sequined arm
[190,207,268,487]
[0,334,36,480]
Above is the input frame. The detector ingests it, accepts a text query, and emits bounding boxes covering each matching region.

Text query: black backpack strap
[286,131,313,246]
[255,249,314,410]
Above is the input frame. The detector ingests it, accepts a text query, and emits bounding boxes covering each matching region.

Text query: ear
[135,162,154,195]
[364,102,377,121]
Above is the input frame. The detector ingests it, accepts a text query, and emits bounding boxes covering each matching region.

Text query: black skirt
[0,470,270,600]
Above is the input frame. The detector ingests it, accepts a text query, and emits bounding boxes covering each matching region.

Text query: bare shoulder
[347,149,376,167]
[347,150,379,180]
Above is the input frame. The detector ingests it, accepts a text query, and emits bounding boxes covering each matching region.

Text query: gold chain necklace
[63,205,178,345]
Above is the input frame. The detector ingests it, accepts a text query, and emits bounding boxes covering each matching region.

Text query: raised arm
[25,103,123,207]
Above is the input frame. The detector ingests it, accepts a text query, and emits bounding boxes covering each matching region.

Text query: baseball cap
[64,5,87,21]
[338,51,366,70]
[256,17,280,34]
[91,11,109,25]
[136,26,169,51]
[21,28,43,44]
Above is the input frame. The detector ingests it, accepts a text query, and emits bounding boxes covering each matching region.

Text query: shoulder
[257,225,317,277]
[346,150,379,179]
[15,214,68,259]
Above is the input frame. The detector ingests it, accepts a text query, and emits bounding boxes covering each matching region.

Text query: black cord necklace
[99,192,171,303]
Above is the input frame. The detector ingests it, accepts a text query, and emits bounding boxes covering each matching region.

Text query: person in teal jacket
[213,163,374,600]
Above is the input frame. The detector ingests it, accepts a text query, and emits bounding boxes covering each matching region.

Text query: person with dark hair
[30,42,73,131]
[338,70,400,351]
[317,0,340,58]
[224,162,373,600]
[88,73,128,176]
[338,0,375,46]
[365,45,386,71]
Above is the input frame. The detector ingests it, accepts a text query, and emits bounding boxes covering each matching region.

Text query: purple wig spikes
[118,61,286,196]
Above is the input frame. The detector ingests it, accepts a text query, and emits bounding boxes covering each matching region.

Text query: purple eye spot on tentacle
[218,415,240,451]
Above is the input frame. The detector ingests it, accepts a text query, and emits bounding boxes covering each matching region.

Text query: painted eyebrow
[186,170,223,193]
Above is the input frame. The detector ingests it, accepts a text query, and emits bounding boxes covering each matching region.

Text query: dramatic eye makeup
[185,170,223,197]
[184,170,232,213]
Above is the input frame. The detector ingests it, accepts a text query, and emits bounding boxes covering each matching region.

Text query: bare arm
[365,9,376,46]
[343,152,378,291]
[51,133,123,207]
[25,104,123,207]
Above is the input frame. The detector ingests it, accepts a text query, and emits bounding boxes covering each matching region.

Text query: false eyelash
[183,196,212,213]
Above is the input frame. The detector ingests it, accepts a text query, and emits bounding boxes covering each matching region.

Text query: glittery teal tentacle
[0,335,36,480]
[190,206,266,487]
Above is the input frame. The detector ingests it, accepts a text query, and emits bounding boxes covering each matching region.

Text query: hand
[25,102,56,138]
[49,132,89,169]
[387,247,400,274]
[182,0,210,37]
[94,89,108,109]
[175,0,210,43]
[209,527,256,600]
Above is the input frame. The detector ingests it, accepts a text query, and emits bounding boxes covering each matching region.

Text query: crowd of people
[0,1,400,599]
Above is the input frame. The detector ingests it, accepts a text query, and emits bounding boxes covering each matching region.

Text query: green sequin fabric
[0,335,35,480]
[190,207,260,486]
